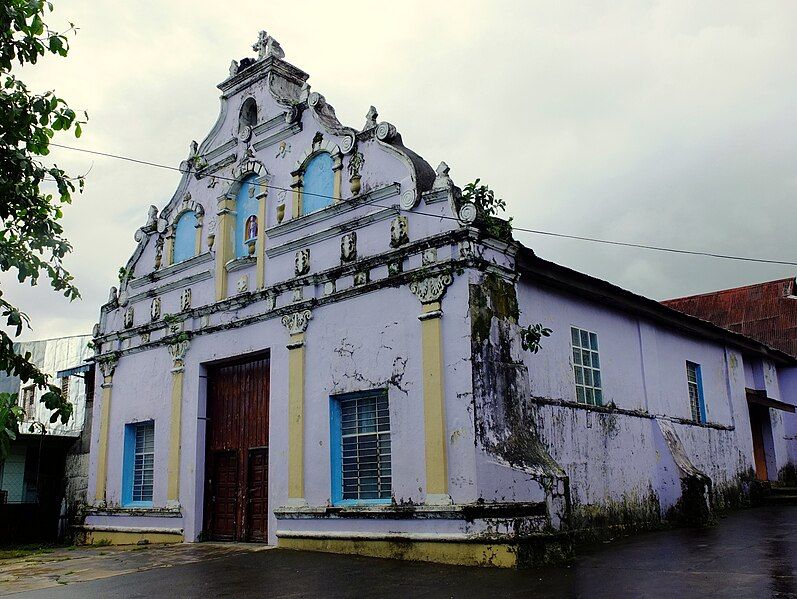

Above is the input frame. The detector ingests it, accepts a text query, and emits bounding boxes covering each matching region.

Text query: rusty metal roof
[663,278,797,358]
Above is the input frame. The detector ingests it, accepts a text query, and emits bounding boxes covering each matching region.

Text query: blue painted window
[571,327,602,406]
[687,362,706,423]
[173,210,197,264]
[122,421,155,507]
[235,175,259,258]
[330,390,391,505]
[301,152,334,215]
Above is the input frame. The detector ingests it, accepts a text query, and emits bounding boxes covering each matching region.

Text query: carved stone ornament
[400,190,417,211]
[409,273,454,304]
[92,323,101,338]
[295,248,310,276]
[388,260,403,276]
[140,332,151,344]
[180,288,192,312]
[237,274,249,294]
[238,125,252,143]
[168,338,190,366]
[353,271,368,287]
[459,240,476,259]
[108,286,118,306]
[340,133,356,155]
[229,60,239,77]
[390,216,409,248]
[458,202,477,225]
[422,248,437,266]
[376,121,397,142]
[323,280,336,296]
[253,30,285,60]
[364,106,378,130]
[98,356,118,381]
[264,293,276,311]
[281,309,312,335]
[308,92,324,110]
[341,232,357,263]
[123,307,134,329]
[150,297,161,321]
[292,287,303,302]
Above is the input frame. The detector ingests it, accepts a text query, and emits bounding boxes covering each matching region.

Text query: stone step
[770,486,797,495]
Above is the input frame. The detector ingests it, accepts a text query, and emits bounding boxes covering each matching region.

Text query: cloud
[3,0,796,340]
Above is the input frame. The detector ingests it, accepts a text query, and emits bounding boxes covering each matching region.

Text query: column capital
[409,273,453,305]
[168,338,191,372]
[98,354,119,386]
[282,309,312,336]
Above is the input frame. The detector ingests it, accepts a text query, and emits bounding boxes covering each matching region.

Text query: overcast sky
[4,1,797,341]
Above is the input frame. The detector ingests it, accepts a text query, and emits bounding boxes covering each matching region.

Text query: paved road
[4,505,796,598]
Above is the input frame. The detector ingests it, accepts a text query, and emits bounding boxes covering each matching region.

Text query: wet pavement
[2,505,795,598]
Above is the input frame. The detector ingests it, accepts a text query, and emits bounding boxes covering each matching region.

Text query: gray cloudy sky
[4,1,797,340]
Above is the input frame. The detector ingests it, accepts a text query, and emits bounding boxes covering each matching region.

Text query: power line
[47,142,797,267]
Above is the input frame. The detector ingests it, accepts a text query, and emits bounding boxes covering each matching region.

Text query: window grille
[60,376,70,399]
[687,362,706,423]
[132,422,155,503]
[334,391,391,502]
[571,327,603,406]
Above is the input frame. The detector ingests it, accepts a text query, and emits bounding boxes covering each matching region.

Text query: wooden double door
[204,354,270,542]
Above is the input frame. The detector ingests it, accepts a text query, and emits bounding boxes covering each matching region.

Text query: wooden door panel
[247,448,269,542]
[210,451,238,540]
[204,354,270,542]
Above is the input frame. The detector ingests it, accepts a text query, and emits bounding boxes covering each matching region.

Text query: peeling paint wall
[515,278,793,526]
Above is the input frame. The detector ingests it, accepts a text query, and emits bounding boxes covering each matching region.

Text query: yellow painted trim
[95,381,113,502]
[165,236,174,267]
[255,190,267,290]
[278,537,517,568]
[84,531,183,546]
[287,332,305,500]
[194,222,203,256]
[421,301,448,496]
[332,154,342,203]
[166,367,184,503]
[291,175,302,219]
[214,196,235,301]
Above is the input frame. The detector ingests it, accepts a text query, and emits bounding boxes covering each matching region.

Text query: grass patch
[0,544,63,560]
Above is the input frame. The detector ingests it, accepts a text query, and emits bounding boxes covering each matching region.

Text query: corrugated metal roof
[663,278,797,358]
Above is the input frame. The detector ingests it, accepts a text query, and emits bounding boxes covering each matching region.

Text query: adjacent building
[82,32,797,567]
[663,278,797,358]
[0,335,93,541]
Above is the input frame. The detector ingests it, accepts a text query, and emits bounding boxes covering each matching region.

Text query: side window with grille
[122,421,155,506]
[330,390,392,504]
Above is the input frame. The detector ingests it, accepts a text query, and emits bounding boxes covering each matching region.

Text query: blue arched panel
[302,152,334,215]
[173,210,198,263]
[235,175,259,258]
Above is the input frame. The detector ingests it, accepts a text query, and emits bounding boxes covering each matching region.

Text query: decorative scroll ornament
[281,309,312,335]
[376,121,397,142]
[458,202,477,225]
[340,133,356,155]
[400,189,417,211]
[340,232,357,263]
[409,273,454,304]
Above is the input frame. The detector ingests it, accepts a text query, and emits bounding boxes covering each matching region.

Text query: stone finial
[146,205,158,228]
[253,30,269,59]
[253,30,285,60]
[432,161,453,191]
[229,60,239,77]
[299,82,311,103]
[364,106,378,130]
[189,140,198,159]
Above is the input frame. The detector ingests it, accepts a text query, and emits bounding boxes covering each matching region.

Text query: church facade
[82,32,797,567]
